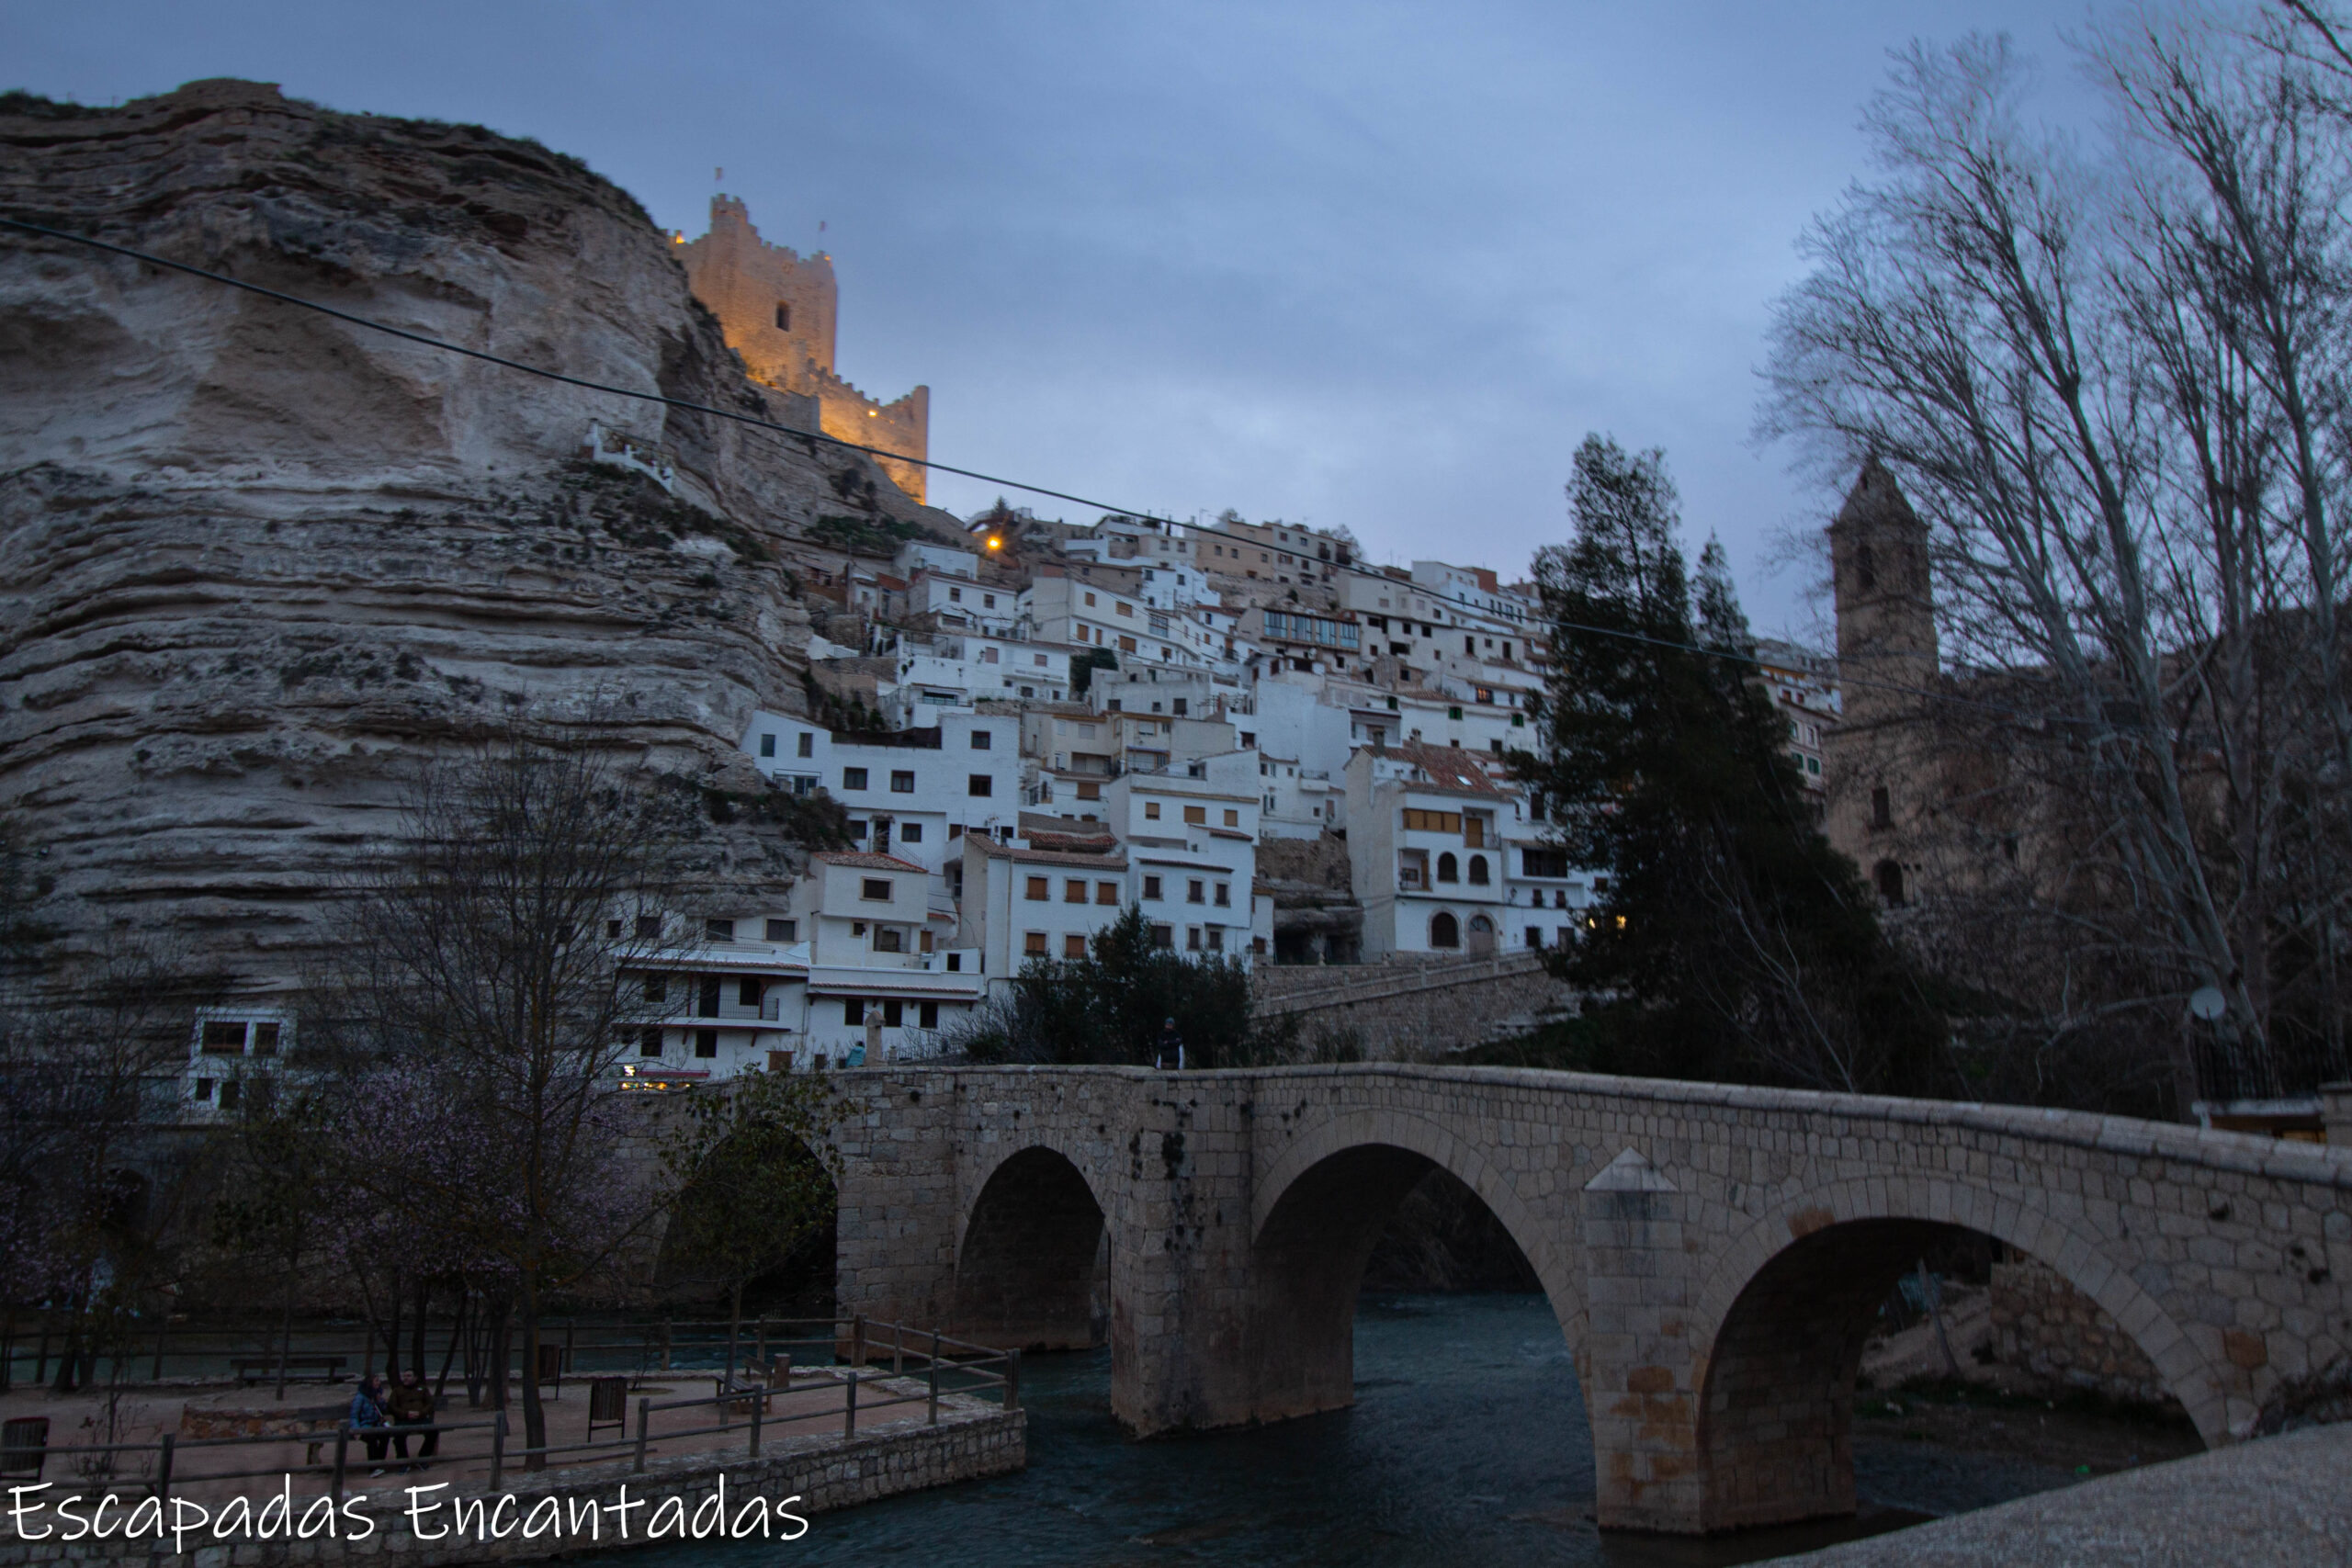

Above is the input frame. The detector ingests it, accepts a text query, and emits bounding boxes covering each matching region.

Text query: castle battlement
[681,194,928,501]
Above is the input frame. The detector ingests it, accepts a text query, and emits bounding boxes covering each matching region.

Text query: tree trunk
[518,1278,547,1469]
[436,1289,465,1402]
[727,1280,745,1383]
[273,1270,295,1404]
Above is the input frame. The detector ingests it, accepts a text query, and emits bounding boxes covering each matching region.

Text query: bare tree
[318,730,691,1463]
[1762,16,2352,1099]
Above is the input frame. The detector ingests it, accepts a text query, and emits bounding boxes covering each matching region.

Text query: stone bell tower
[1824,460,1941,904]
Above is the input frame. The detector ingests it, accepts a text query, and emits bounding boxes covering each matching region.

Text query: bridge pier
[814,1066,2334,1540]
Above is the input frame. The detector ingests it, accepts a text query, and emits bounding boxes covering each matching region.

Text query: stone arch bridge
[823,1065,2352,1534]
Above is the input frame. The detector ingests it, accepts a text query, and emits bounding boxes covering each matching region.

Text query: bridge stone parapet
[821,1064,2352,1535]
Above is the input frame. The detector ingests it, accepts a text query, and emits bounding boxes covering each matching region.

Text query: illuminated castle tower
[680,195,930,502]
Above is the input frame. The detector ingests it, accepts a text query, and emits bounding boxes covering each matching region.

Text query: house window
[1183,805,1206,825]
[892,770,916,794]
[1152,924,1176,949]
[1437,852,1460,883]
[639,1028,663,1057]
[949,587,963,603]
[862,877,892,901]
[695,1030,718,1059]
[759,734,776,758]
[876,928,903,953]
[699,977,722,1018]
[1097,881,1120,905]
[1430,911,1461,948]
[766,919,797,942]
[1215,884,1231,907]
[707,918,736,941]
[1026,876,1049,901]
[1143,874,1163,899]
[844,998,865,1025]
[1467,855,1490,886]
[1119,636,1137,653]
[636,914,663,939]
[1224,809,1239,827]
[1065,879,1088,904]
[1187,880,1205,904]
[847,819,868,840]
[1874,860,1905,905]
[1078,781,1101,801]
[1528,926,1544,949]
[984,594,997,608]
[971,730,992,750]
[899,822,923,843]
[920,1000,940,1028]
[884,999,904,1026]
[1064,933,1087,959]
[219,1079,242,1111]
[843,767,869,791]
[251,1022,280,1056]
[797,733,814,758]
[1025,931,1048,956]
[775,302,791,330]
[201,1021,246,1055]
[1205,928,1223,951]
[968,775,994,796]
[644,975,667,1003]
[738,977,763,1008]
[1871,786,1892,828]
[1401,809,1464,834]
[1186,927,1203,951]
[1146,801,1161,820]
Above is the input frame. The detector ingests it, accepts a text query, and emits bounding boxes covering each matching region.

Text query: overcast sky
[8,1,2118,638]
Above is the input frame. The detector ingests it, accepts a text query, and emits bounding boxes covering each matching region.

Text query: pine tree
[1517,434,1944,1094]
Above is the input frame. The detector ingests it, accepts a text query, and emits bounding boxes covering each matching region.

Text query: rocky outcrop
[0,79,958,994]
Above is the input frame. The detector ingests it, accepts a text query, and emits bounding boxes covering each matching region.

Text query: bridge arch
[1244,1106,1578,1423]
[953,1141,1113,1350]
[1688,1177,2224,1531]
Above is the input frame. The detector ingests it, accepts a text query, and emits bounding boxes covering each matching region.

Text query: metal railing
[0,1312,1008,1392]
[0,1315,1016,1505]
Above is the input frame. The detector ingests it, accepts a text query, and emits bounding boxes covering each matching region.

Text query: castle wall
[815,371,928,504]
[681,196,929,503]
[679,196,837,388]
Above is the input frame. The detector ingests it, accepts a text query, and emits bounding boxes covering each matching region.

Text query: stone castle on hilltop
[681,195,930,501]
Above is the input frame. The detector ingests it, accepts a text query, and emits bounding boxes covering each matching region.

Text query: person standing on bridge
[1155,1017,1185,1071]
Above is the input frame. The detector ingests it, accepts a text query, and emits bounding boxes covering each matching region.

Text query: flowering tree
[317,733,689,1462]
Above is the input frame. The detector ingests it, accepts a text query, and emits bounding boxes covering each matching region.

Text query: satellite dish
[2188,987,2228,1021]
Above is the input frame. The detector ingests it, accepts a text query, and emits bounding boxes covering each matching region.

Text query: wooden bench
[231,1355,346,1385]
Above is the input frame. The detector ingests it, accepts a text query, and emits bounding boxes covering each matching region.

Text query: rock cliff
[0,79,949,995]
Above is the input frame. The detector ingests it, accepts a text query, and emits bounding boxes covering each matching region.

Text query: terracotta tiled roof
[814,852,927,872]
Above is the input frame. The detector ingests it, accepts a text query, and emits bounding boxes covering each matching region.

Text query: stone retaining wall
[1252,953,1571,1056]
[0,1395,1022,1566]
[1992,1255,2181,1411]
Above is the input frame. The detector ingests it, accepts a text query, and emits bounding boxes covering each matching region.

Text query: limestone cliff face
[0,79,945,994]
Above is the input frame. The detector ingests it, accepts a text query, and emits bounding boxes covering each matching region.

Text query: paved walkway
[1781,1422,2352,1566]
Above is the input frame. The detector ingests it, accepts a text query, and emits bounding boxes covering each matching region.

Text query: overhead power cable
[2,213,2048,726]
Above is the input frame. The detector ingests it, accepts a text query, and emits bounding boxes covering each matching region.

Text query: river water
[642,1292,2082,1567]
